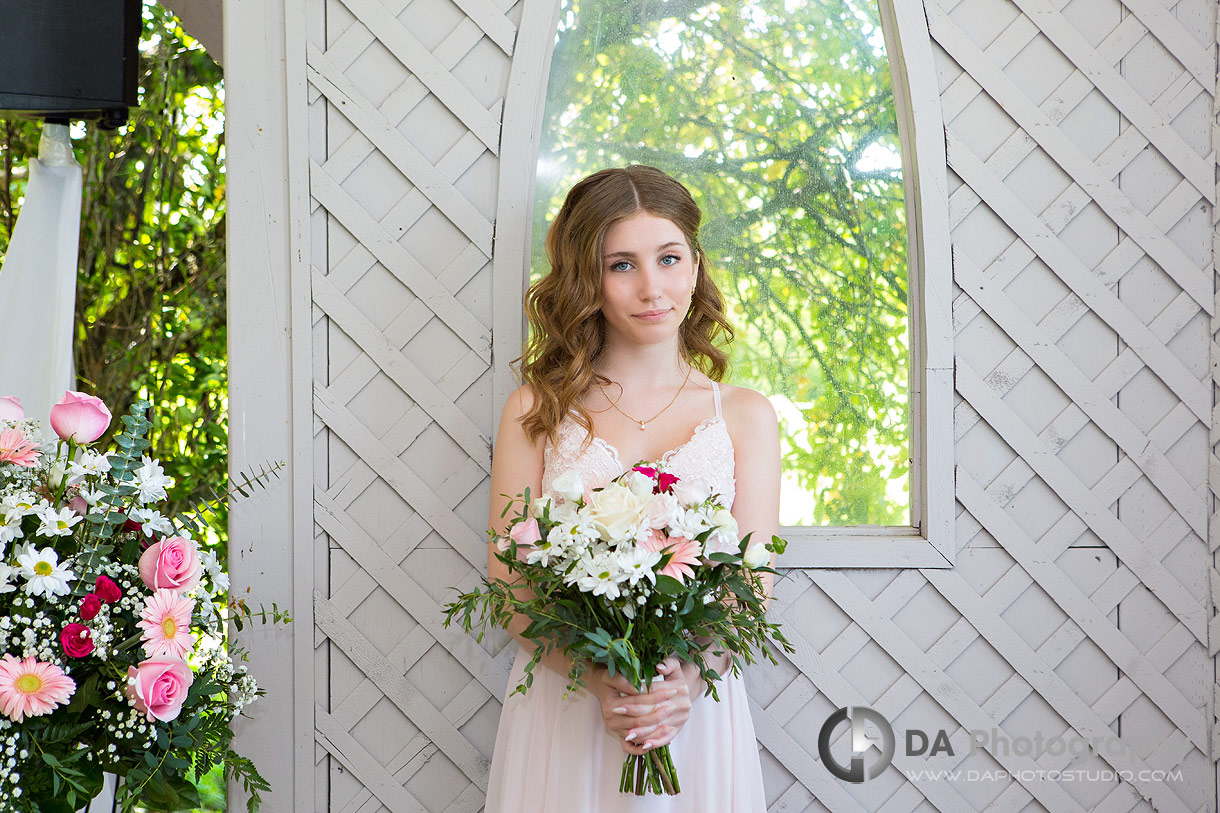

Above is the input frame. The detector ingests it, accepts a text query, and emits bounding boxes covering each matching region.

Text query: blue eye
[660,254,680,266]
[610,260,632,272]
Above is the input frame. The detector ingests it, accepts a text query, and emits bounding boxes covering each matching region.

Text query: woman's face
[599,211,698,348]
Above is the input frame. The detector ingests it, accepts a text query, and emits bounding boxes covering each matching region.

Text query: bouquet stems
[619,745,680,796]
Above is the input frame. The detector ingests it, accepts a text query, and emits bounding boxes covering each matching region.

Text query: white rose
[645,492,681,530]
[551,470,585,503]
[743,542,770,569]
[585,483,652,541]
[625,470,655,497]
[672,477,711,506]
[711,508,738,537]
[531,494,555,518]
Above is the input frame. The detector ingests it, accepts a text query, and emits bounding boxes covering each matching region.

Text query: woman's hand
[593,658,693,755]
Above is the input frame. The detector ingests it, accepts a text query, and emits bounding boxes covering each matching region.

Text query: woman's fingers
[599,670,640,696]
[599,661,694,751]
[620,725,678,755]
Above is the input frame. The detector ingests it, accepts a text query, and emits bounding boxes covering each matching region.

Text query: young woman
[484,165,781,811]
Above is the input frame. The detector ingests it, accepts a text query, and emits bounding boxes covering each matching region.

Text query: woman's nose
[638,266,662,300]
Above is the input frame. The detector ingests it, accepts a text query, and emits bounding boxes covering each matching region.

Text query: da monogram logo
[817,706,896,783]
[818,707,1136,784]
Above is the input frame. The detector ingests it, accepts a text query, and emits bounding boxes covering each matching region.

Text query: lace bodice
[541,382,736,508]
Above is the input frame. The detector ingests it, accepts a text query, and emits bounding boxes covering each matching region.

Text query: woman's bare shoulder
[503,382,539,418]
[719,382,778,432]
[494,383,543,447]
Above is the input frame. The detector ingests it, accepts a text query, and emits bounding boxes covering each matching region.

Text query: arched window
[507,0,952,566]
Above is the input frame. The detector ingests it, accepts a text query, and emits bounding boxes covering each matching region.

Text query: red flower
[631,465,678,494]
[79,594,102,621]
[122,518,143,535]
[94,575,121,604]
[60,624,94,658]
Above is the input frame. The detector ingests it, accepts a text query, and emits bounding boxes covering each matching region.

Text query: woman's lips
[633,308,672,322]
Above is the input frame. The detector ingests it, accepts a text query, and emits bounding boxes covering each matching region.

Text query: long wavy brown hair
[516,165,734,447]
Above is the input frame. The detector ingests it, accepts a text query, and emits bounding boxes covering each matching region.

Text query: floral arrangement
[443,462,792,796]
[0,391,286,811]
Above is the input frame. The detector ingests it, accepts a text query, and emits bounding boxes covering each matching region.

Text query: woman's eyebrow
[604,242,686,260]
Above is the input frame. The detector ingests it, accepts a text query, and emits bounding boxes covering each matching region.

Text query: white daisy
[35,505,83,537]
[79,487,107,507]
[133,456,175,504]
[16,547,75,597]
[568,552,625,600]
[67,450,112,483]
[200,548,229,592]
[615,546,662,588]
[0,510,23,547]
[0,493,38,518]
[0,564,17,594]
[670,507,710,540]
[128,507,174,538]
[524,542,559,568]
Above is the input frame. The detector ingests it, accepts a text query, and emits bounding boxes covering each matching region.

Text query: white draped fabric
[0,123,81,424]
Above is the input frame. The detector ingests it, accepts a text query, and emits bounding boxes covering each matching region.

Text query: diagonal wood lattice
[298,0,1218,809]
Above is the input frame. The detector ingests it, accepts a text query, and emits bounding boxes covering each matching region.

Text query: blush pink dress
[484,382,767,812]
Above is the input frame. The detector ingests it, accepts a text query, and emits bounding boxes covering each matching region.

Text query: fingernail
[642,741,653,750]
[612,706,626,714]
[625,731,637,742]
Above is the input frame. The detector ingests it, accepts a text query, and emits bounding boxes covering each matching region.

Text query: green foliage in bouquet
[446,488,791,703]
[443,468,795,797]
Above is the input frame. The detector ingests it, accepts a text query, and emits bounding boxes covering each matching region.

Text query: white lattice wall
[226,0,1220,809]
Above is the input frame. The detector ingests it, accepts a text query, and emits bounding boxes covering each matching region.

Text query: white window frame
[492,0,954,568]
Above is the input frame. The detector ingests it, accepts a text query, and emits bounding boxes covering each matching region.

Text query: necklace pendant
[639,421,647,431]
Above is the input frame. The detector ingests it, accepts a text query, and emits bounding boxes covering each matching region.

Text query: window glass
[533,0,909,526]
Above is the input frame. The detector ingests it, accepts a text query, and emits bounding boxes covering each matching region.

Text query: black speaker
[0,0,140,129]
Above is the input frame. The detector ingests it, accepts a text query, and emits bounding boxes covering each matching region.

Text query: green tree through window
[532,0,910,526]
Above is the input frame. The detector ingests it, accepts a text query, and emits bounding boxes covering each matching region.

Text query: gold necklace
[598,365,694,430]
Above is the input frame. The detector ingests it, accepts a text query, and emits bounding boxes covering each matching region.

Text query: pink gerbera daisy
[0,655,76,721]
[0,428,39,467]
[138,588,196,659]
[640,531,702,582]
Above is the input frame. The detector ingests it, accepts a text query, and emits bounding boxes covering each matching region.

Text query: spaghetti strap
[712,381,722,418]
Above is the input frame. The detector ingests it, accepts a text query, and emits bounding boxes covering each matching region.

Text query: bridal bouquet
[0,391,286,812]
[443,462,792,796]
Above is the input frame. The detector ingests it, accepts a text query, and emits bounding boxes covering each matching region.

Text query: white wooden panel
[226,0,1220,809]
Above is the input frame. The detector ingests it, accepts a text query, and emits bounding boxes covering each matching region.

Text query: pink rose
[138,536,201,592]
[60,623,94,658]
[499,517,541,551]
[79,594,102,621]
[126,658,194,721]
[0,396,23,421]
[49,391,112,443]
[67,496,88,516]
[94,575,122,603]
